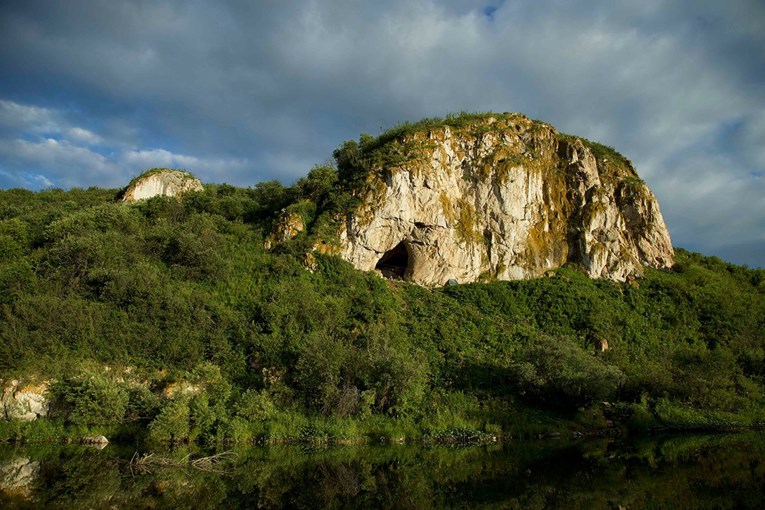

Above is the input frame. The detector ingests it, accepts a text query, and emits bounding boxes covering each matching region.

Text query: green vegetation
[1,180,763,444]
[0,113,763,444]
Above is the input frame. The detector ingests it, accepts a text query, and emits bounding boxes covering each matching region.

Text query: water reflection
[1,434,763,509]
[0,457,39,501]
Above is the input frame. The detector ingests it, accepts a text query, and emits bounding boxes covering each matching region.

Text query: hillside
[1,114,764,444]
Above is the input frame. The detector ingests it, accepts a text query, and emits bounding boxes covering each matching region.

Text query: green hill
[1,120,763,444]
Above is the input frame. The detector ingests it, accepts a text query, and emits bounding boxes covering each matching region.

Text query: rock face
[337,114,673,286]
[1,379,50,421]
[121,169,203,202]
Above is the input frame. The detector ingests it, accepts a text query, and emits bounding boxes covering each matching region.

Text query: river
[1,433,763,508]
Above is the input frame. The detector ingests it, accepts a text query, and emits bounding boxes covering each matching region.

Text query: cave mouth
[376,241,410,280]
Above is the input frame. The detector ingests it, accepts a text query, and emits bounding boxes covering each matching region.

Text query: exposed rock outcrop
[121,168,203,202]
[332,114,673,286]
[264,209,306,250]
[1,379,50,421]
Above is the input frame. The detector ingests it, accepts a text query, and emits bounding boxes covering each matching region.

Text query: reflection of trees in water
[2,435,764,509]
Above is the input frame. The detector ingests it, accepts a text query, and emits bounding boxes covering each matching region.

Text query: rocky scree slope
[281,114,674,287]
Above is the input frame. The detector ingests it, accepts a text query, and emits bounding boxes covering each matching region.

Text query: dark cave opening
[375,241,410,280]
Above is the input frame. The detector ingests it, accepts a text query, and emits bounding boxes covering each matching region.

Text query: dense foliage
[1,177,763,444]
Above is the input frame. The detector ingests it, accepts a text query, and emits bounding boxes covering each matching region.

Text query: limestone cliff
[274,113,674,286]
[121,168,203,202]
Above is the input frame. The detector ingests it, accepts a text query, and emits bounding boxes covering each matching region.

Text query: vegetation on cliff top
[333,112,633,185]
[1,172,763,443]
[123,167,197,191]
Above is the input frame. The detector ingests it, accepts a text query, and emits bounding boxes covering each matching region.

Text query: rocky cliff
[318,113,673,286]
[121,168,203,202]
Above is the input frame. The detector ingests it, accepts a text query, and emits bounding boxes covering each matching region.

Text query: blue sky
[1,0,763,267]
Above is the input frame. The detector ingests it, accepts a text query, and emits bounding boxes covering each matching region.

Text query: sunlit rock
[121,168,203,202]
[337,114,673,286]
[1,379,50,421]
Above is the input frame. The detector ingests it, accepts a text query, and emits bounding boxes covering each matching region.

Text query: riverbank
[2,403,762,448]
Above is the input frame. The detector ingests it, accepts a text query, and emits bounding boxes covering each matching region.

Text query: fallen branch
[125,450,237,475]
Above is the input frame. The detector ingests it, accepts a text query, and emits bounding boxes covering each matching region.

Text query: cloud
[0,99,62,134]
[0,0,763,265]
[0,101,255,188]
[0,99,104,147]
[65,127,103,146]
[122,148,251,184]
[0,137,117,188]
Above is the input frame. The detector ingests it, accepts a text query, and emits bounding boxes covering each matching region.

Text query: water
[1,433,763,509]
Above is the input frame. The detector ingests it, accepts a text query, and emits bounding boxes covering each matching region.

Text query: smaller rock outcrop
[1,379,50,421]
[264,209,306,249]
[121,168,203,202]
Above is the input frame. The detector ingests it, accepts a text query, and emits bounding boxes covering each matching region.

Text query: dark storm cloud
[0,0,763,266]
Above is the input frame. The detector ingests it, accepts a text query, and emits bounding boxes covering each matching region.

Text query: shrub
[236,389,277,422]
[148,398,191,442]
[124,385,162,423]
[57,375,129,426]
[510,335,625,409]
[627,394,658,432]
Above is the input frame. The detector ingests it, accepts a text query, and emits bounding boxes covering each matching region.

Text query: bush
[148,398,191,443]
[510,335,625,409]
[124,385,163,423]
[57,375,129,426]
[236,389,277,422]
[627,394,658,432]
[2,179,765,442]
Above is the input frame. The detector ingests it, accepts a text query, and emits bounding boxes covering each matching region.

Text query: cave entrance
[376,241,410,280]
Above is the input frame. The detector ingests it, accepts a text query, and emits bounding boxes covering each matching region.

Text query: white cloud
[0,99,62,133]
[65,127,103,145]
[122,148,251,184]
[0,99,107,147]
[0,1,763,264]
[0,137,119,188]
[0,132,255,189]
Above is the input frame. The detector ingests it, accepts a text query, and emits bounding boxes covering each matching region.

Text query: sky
[0,1,763,267]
